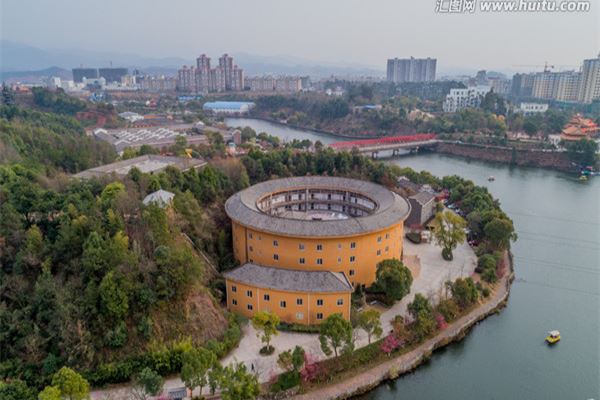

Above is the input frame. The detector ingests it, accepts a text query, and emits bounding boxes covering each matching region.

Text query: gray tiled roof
[73,155,206,179]
[409,191,436,206]
[224,263,353,293]
[225,176,410,237]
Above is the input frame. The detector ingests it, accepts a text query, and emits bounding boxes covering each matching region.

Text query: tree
[181,347,217,396]
[407,294,436,342]
[523,119,539,136]
[319,313,354,357]
[433,211,467,260]
[219,363,260,400]
[380,334,402,356]
[131,368,164,400]
[50,367,90,400]
[99,271,129,320]
[483,218,516,250]
[277,346,305,372]
[0,380,35,400]
[38,386,61,400]
[373,259,413,302]
[251,311,280,354]
[448,278,479,309]
[356,309,383,344]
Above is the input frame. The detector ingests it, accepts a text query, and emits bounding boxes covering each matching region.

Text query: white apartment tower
[578,55,600,103]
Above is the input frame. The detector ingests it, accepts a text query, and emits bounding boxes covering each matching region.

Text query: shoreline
[291,259,514,400]
[227,117,577,173]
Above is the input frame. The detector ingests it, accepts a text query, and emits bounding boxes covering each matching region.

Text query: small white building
[118,111,144,123]
[443,86,491,113]
[517,102,549,116]
[143,189,175,208]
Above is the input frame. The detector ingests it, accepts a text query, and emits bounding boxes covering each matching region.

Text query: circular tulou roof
[225,176,410,238]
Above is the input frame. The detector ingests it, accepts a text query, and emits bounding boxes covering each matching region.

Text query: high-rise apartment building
[386,57,437,83]
[511,73,535,98]
[177,53,244,93]
[72,68,98,83]
[531,71,580,102]
[578,55,600,103]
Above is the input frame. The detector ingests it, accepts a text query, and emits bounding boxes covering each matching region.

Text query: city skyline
[1,0,598,73]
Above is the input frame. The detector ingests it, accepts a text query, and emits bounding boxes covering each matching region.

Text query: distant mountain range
[1,40,386,82]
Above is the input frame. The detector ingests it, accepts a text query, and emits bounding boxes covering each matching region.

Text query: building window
[316,313,324,320]
[338,243,342,249]
[273,240,278,247]
[317,299,323,306]
[258,235,262,241]
[299,243,305,250]
[316,244,323,251]
[246,290,252,297]
[299,257,305,264]
[350,242,356,249]
[248,233,253,239]
[296,298,303,305]
[316,258,323,265]
[280,301,287,308]
[385,246,389,252]
[385,233,390,239]
[274,254,279,261]
[232,299,237,305]
[338,257,342,263]
[264,294,270,301]
[350,256,356,263]
[349,269,355,276]
[249,246,253,252]
[247,304,253,310]
[296,312,304,320]
[377,249,381,256]
[231,285,237,293]
[337,299,344,306]
[377,236,382,243]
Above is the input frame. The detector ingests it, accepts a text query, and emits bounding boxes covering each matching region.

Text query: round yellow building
[224,176,410,324]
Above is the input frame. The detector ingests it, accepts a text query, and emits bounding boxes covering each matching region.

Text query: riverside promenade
[292,267,513,400]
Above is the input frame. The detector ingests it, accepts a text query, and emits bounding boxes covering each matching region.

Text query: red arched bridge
[329,133,438,157]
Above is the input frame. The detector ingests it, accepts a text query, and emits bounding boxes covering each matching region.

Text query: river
[226,118,600,400]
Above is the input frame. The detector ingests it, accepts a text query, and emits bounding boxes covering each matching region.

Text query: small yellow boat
[546,330,561,345]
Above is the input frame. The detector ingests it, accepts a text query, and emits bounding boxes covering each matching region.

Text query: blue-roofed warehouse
[202,101,255,114]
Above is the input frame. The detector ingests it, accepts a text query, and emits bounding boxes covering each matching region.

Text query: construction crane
[512,62,555,72]
[512,62,579,72]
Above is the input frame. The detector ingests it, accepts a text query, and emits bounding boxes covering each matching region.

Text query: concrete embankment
[291,269,514,400]
[432,142,575,172]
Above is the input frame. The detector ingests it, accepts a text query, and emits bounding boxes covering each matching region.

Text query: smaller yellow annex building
[223,176,410,325]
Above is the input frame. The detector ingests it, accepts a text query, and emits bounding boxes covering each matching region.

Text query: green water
[226,118,600,399]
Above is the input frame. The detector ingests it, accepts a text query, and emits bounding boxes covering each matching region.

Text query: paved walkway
[91,241,477,399]
[292,271,512,400]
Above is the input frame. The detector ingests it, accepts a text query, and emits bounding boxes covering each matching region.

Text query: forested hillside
[0,104,247,389]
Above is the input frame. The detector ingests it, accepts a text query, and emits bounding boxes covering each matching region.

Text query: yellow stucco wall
[226,280,351,325]
[231,220,405,287]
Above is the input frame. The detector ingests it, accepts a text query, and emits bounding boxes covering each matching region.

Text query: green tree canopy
[319,313,354,357]
[373,259,413,302]
[181,347,217,395]
[251,311,280,353]
[131,368,164,400]
[433,211,467,260]
[219,363,260,400]
[50,367,90,400]
[356,309,383,344]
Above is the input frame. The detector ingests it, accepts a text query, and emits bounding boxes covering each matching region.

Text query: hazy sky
[2,0,599,72]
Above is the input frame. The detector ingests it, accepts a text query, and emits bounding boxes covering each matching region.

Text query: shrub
[448,278,479,309]
[436,299,460,322]
[270,370,300,392]
[476,254,497,273]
